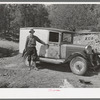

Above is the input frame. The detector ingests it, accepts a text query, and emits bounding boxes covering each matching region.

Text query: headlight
[85,45,93,54]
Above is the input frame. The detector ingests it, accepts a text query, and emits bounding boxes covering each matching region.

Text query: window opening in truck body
[49,32,59,42]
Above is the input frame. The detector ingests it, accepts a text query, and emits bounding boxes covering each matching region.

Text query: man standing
[25,28,47,70]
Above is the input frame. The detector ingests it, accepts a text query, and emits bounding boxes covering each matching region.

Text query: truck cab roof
[20,27,76,34]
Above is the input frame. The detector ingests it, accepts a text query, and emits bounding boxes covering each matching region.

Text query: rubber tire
[70,56,87,75]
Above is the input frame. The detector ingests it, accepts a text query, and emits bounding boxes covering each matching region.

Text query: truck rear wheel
[70,56,87,75]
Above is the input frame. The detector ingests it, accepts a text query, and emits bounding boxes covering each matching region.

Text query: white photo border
[0,1,100,99]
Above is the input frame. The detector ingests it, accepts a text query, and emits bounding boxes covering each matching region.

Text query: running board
[39,57,65,64]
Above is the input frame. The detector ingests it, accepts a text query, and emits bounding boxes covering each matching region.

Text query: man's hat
[29,29,35,33]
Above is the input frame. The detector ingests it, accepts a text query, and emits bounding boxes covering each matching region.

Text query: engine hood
[62,44,86,51]
[61,44,87,59]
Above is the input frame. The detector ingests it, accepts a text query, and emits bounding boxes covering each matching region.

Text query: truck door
[39,31,60,59]
[47,31,60,58]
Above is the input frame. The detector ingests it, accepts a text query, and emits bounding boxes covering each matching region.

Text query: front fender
[64,52,87,63]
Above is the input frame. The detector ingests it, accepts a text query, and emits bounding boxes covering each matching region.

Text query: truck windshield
[62,32,72,44]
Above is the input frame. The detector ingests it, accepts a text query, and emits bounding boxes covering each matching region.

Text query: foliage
[1,4,100,41]
[0,4,50,42]
[20,4,50,27]
[48,4,99,31]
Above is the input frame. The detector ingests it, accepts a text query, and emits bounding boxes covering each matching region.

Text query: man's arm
[35,36,46,45]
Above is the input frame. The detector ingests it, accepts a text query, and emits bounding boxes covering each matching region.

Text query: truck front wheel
[70,56,87,75]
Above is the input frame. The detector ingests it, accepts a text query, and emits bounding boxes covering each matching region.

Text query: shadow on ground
[0,47,19,58]
[85,67,100,77]
[37,63,100,76]
[37,63,71,73]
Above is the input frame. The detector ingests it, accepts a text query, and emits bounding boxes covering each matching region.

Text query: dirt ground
[1,39,100,88]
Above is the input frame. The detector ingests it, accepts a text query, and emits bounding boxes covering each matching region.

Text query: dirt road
[0,39,100,88]
[0,54,100,88]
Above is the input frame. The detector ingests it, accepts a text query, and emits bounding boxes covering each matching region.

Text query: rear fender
[64,52,87,63]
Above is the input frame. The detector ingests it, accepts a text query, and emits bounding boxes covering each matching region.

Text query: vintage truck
[19,27,100,75]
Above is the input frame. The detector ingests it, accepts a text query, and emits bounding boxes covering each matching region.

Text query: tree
[20,4,50,27]
[49,4,98,31]
[0,4,50,41]
[0,4,7,33]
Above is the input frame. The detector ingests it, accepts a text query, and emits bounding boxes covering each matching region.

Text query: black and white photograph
[1,2,100,91]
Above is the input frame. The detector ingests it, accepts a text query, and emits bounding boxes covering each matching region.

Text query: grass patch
[0,39,19,57]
